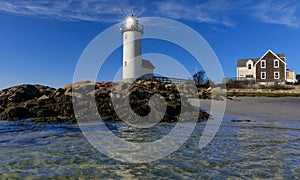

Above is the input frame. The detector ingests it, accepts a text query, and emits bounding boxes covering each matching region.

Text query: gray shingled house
[236,49,288,85]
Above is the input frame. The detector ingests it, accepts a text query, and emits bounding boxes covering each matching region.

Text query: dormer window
[261,60,266,68]
[248,64,252,69]
[274,59,279,68]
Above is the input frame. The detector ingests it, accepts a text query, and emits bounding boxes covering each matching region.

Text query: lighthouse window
[125,34,127,39]
[124,61,127,66]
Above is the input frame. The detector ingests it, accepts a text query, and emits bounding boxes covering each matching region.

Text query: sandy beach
[189,97,300,122]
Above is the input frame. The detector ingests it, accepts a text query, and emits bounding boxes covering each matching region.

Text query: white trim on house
[274,72,280,79]
[261,72,266,79]
[274,59,279,68]
[261,60,266,68]
[248,63,252,69]
[253,65,257,79]
[285,67,287,81]
[254,49,286,67]
[236,68,239,81]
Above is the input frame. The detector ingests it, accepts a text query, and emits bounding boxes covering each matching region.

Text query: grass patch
[259,84,294,91]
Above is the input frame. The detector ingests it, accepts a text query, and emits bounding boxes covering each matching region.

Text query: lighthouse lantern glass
[125,17,135,29]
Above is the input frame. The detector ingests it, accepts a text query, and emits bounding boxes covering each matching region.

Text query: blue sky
[1,0,300,89]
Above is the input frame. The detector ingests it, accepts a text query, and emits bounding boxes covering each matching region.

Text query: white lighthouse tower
[120,15,154,82]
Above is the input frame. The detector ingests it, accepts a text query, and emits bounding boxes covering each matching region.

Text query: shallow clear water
[0,119,299,179]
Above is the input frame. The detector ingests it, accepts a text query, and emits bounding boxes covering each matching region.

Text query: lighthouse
[120,15,154,82]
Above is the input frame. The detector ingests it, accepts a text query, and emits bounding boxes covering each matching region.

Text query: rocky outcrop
[0,107,33,120]
[0,81,210,123]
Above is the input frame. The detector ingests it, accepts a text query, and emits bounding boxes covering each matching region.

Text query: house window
[261,60,266,68]
[274,60,279,68]
[274,72,280,79]
[261,72,266,79]
[248,64,252,69]
[246,75,253,78]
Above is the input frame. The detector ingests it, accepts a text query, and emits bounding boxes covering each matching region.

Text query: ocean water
[0,119,299,179]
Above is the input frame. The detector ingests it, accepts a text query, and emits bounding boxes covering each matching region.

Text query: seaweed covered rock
[0,106,33,120]
[0,80,210,123]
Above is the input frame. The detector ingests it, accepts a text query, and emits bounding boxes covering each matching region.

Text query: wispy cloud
[0,0,128,22]
[152,0,236,27]
[0,0,300,28]
[0,0,239,26]
[250,0,300,28]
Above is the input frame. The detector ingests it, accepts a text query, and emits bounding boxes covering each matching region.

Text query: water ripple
[0,119,299,179]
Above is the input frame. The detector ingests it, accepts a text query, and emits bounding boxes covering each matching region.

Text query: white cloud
[151,0,237,26]
[0,0,299,28]
[250,0,300,28]
[0,0,127,22]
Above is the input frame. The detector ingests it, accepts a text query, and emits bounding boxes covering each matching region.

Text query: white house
[236,58,258,81]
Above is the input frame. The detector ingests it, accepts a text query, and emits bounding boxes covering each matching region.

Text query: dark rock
[0,107,33,120]
[7,84,40,103]
[23,84,39,96]
[0,97,7,107]
[0,107,4,113]
[36,109,58,118]
[29,117,76,124]
[35,85,56,96]
[53,88,65,98]
[24,102,37,109]
[231,119,255,123]
[0,80,211,123]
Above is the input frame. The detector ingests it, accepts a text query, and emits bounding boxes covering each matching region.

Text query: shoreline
[190,97,300,123]
[226,86,300,97]
[227,91,300,97]
[1,82,300,124]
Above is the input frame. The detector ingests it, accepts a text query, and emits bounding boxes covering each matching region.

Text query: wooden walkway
[154,76,190,84]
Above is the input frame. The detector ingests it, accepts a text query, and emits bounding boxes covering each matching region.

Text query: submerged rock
[231,119,256,123]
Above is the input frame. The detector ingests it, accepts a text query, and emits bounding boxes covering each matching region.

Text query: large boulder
[35,85,56,96]
[0,84,56,108]
[0,107,33,120]
[7,84,40,102]
[0,107,4,113]
[36,108,58,118]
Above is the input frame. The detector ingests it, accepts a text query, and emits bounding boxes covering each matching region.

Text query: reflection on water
[0,119,299,179]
